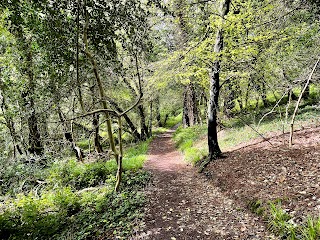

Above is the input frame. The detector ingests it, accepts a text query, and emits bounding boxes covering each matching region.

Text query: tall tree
[207,0,231,160]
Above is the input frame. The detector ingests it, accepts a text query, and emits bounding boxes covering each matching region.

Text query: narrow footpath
[132,129,277,240]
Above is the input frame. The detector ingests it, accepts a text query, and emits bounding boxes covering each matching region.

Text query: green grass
[122,139,150,170]
[219,103,320,151]
[164,113,182,128]
[173,125,208,164]
[151,113,183,136]
[248,200,320,240]
[171,97,320,239]
[0,139,151,240]
[172,96,320,163]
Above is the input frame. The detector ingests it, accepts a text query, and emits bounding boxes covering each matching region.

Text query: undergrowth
[173,125,207,164]
[0,140,151,239]
[248,200,320,240]
[164,113,182,128]
[173,102,320,165]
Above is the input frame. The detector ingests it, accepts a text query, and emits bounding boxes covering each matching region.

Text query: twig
[237,115,273,146]
[257,90,288,128]
[289,56,320,146]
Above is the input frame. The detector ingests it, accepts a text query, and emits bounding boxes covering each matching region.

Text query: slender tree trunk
[105,96,141,141]
[76,0,85,112]
[182,87,190,128]
[138,105,149,140]
[57,106,84,161]
[208,0,231,160]
[289,56,320,146]
[93,114,103,153]
[24,44,43,155]
[115,117,123,191]
[83,4,121,190]
[245,81,251,108]
[176,0,200,128]
[163,113,169,126]
[90,84,103,153]
[183,82,199,127]
[155,97,162,127]
[261,81,267,106]
[148,101,153,137]
[0,95,23,157]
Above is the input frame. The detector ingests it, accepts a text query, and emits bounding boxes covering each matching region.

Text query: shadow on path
[132,129,277,240]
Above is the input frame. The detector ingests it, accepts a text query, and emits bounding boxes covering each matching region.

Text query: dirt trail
[132,129,277,240]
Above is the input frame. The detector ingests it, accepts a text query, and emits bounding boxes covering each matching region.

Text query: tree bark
[57,106,84,161]
[90,83,103,153]
[182,82,199,128]
[138,104,149,140]
[0,94,23,157]
[93,114,103,153]
[76,0,85,112]
[155,97,162,127]
[208,0,231,160]
[104,96,141,141]
[148,101,153,137]
[261,81,267,106]
[24,44,44,155]
[289,56,320,146]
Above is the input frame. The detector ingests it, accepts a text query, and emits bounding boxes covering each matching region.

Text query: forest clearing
[0,0,320,239]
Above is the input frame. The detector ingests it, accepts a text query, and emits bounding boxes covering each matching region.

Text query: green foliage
[173,125,208,164]
[123,140,150,170]
[301,217,320,240]
[47,159,117,190]
[76,140,91,151]
[0,139,151,239]
[268,202,296,239]
[247,200,320,240]
[0,157,49,196]
[164,113,183,128]
[247,199,265,216]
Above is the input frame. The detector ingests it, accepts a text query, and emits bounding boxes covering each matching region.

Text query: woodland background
[0,0,320,239]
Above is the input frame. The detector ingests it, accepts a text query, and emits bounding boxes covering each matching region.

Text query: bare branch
[258,90,289,128]
[289,56,320,146]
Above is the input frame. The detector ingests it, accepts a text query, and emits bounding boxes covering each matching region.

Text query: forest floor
[206,126,320,226]
[131,127,280,239]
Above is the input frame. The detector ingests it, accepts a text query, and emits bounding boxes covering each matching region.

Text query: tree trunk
[57,106,84,161]
[104,96,141,141]
[84,5,120,189]
[155,97,162,127]
[261,81,267,106]
[183,82,199,128]
[138,104,149,140]
[24,44,44,155]
[208,0,230,160]
[245,81,251,108]
[93,114,103,153]
[76,0,85,112]
[90,83,103,153]
[0,94,23,157]
[148,101,153,137]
